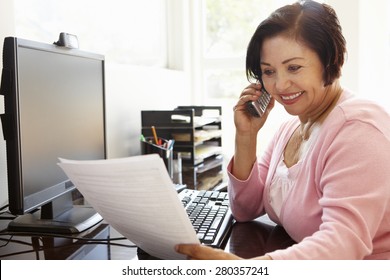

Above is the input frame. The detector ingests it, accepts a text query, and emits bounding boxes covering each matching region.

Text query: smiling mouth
[280,91,304,101]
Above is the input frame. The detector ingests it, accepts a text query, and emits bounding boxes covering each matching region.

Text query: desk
[225,216,296,258]
[0,216,294,260]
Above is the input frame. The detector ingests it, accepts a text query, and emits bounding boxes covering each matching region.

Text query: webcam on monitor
[53,32,79,49]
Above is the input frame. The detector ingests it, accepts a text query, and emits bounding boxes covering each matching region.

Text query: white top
[269,157,299,219]
[269,125,321,219]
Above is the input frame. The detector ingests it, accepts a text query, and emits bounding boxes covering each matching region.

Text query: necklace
[299,122,315,141]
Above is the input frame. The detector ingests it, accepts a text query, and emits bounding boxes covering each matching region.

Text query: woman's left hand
[175,244,242,260]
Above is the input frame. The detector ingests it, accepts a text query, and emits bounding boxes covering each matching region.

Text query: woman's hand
[175,244,242,260]
[175,244,273,260]
[231,83,274,180]
[234,83,274,135]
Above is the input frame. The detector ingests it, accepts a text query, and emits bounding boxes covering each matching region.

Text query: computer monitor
[0,37,106,234]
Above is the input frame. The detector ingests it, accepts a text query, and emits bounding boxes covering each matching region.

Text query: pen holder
[141,137,173,179]
[172,152,182,185]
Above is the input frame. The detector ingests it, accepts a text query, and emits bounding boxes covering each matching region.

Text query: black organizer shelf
[141,106,223,190]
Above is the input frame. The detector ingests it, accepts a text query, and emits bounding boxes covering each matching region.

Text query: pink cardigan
[227,91,390,259]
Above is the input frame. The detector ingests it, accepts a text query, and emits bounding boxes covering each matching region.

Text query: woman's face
[260,35,329,121]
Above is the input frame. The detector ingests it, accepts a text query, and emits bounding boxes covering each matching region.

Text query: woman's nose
[275,73,292,93]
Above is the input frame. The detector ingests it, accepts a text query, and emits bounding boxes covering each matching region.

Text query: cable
[0,216,15,220]
[0,236,34,247]
[0,221,138,259]
[0,204,9,212]
[0,239,137,259]
[0,209,17,220]
[0,230,130,242]
[0,235,14,248]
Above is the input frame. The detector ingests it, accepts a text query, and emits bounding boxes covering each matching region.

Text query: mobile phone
[245,87,272,117]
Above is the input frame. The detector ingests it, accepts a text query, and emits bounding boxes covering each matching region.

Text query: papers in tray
[58,154,200,260]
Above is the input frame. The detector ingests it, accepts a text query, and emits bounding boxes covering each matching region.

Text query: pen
[167,139,175,149]
[151,126,159,145]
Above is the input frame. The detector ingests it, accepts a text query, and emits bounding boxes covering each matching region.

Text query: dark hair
[246,0,346,86]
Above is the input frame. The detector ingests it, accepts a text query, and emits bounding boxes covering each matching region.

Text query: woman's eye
[262,69,274,76]
[288,65,302,72]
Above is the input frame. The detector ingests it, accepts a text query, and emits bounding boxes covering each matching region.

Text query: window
[190,0,294,158]
[203,0,291,99]
[14,0,167,66]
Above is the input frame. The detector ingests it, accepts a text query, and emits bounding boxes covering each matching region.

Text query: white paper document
[58,154,200,260]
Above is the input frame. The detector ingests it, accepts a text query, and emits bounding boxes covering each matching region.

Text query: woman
[176,0,390,259]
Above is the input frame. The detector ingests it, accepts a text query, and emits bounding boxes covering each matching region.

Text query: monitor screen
[0,37,106,233]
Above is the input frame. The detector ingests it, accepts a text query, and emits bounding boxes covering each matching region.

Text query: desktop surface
[0,216,294,260]
[226,216,296,258]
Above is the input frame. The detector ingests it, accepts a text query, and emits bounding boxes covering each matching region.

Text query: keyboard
[178,189,235,248]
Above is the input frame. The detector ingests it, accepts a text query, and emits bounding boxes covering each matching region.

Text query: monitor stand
[8,192,102,234]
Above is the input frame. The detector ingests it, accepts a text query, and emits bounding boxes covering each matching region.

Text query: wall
[329,0,390,110]
[358,0,390,105]
[105,63,189,158]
